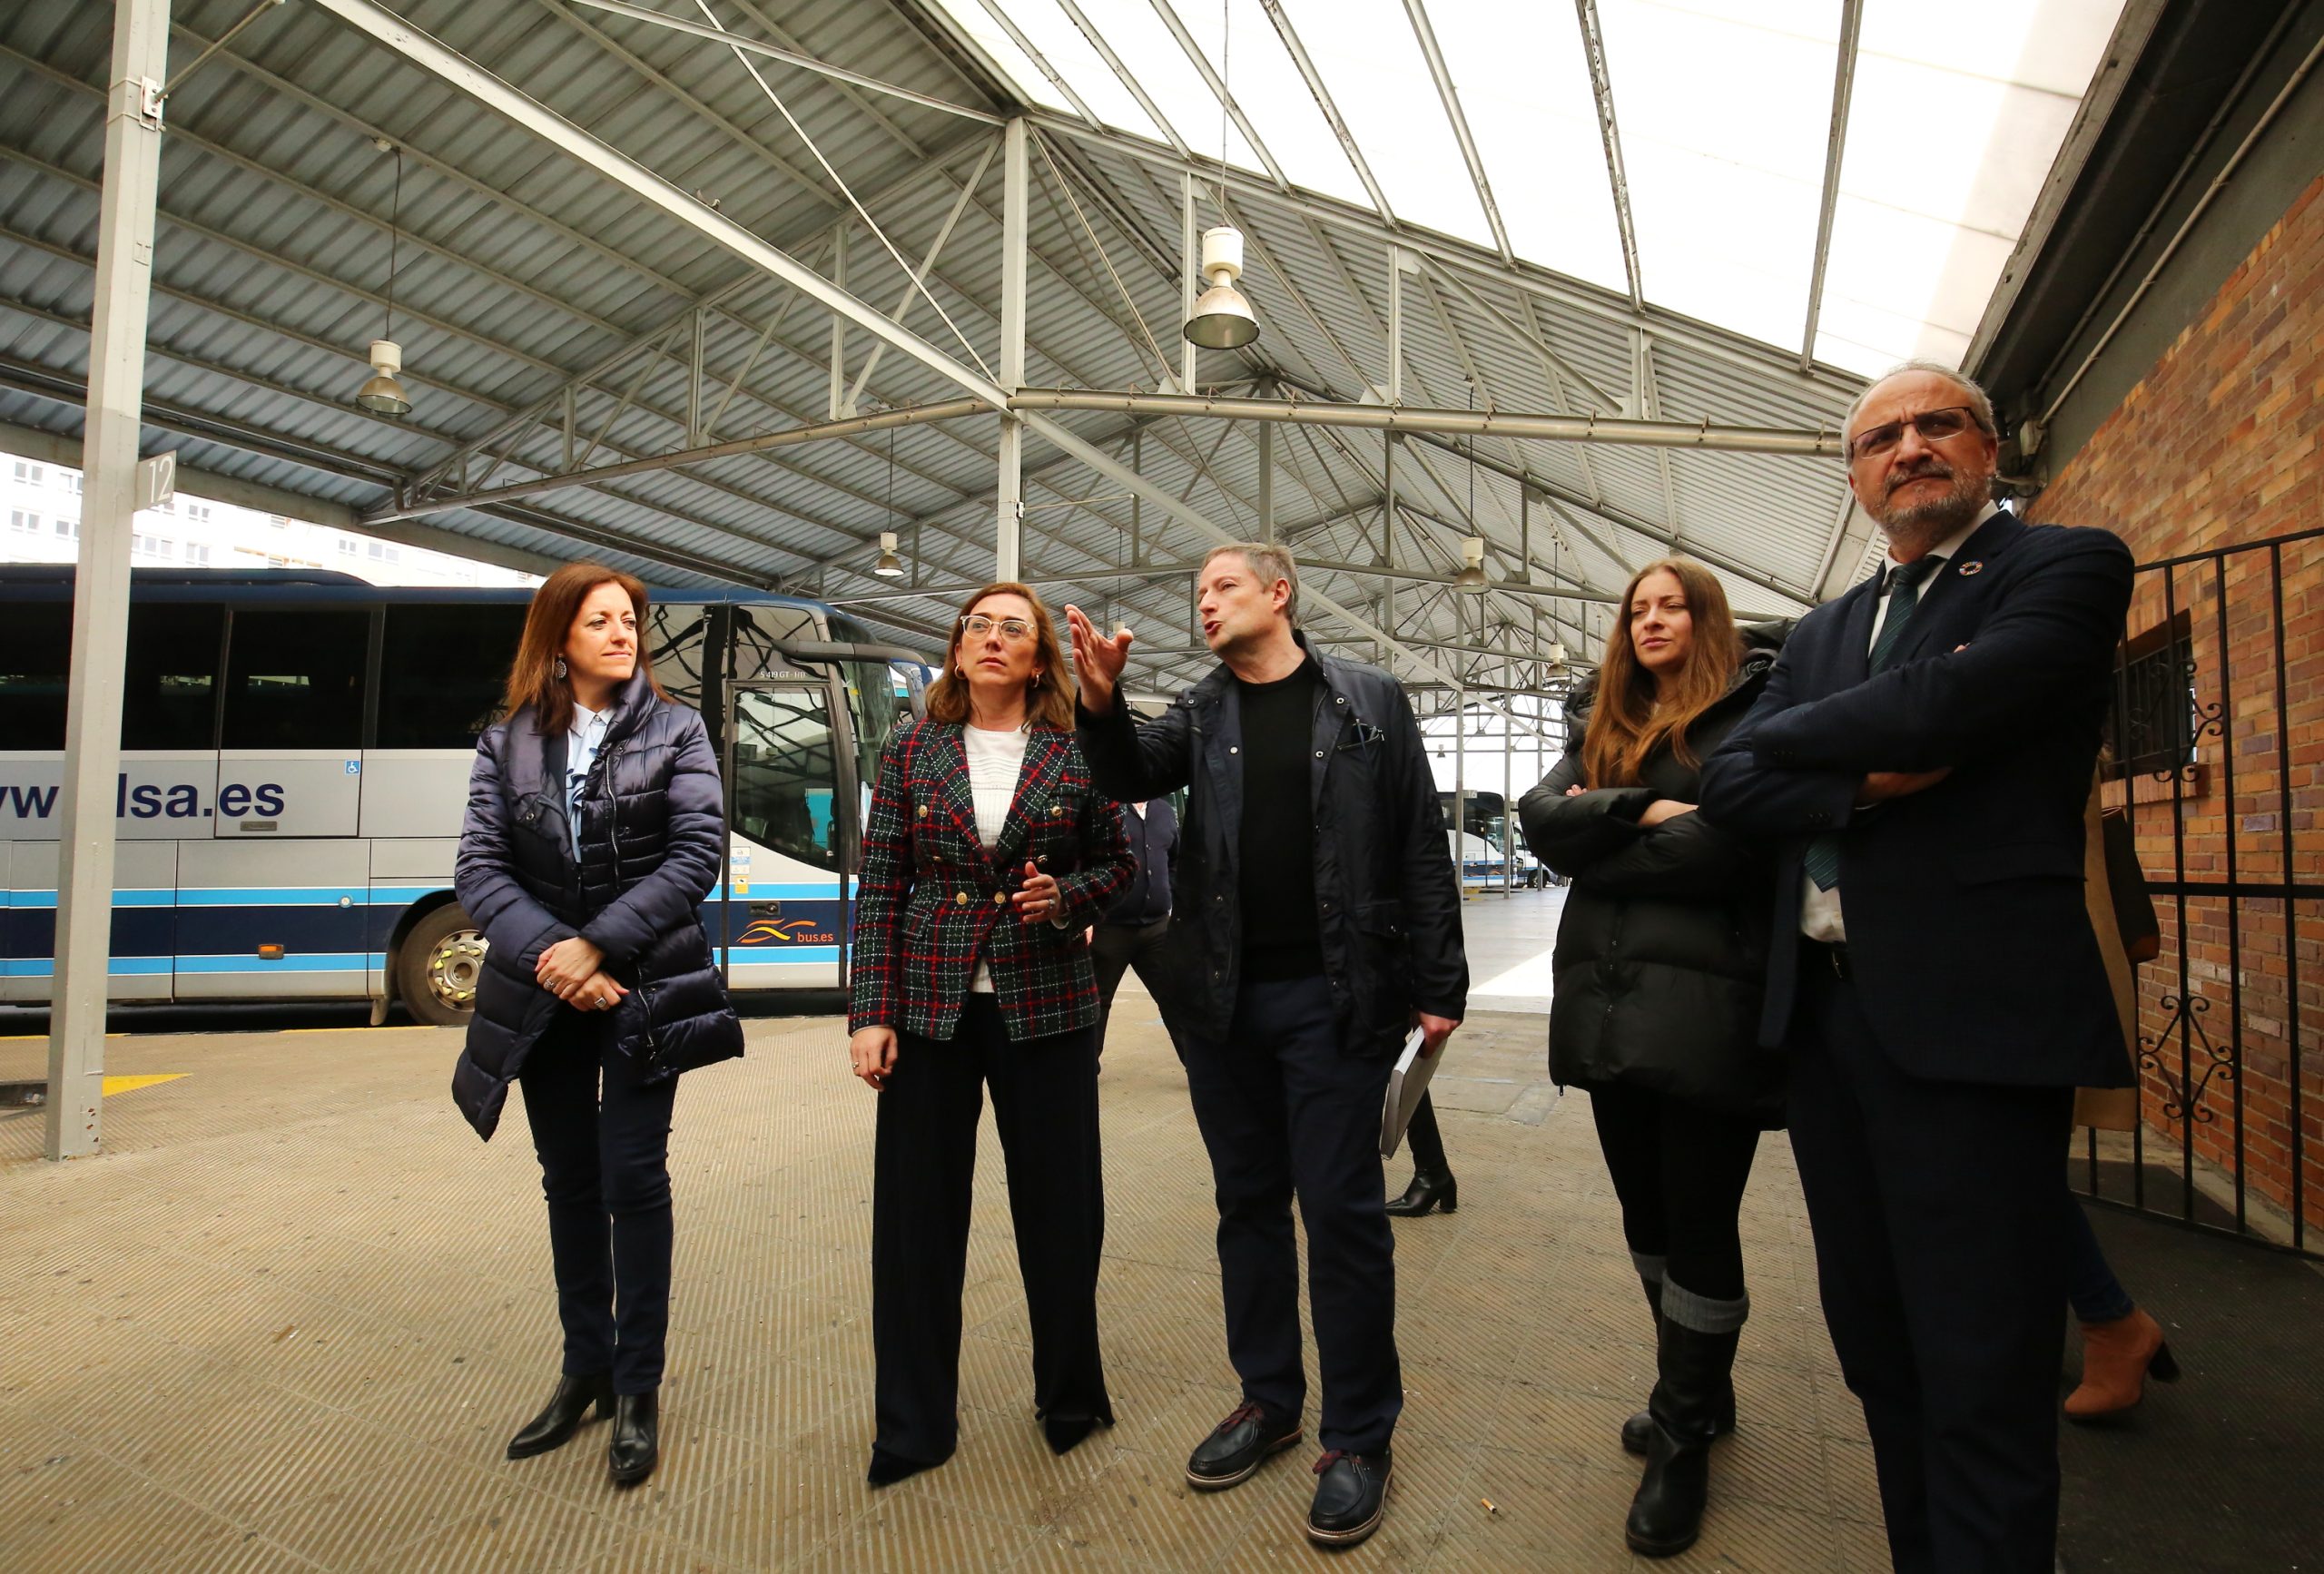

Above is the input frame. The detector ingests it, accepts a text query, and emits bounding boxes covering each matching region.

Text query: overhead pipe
[1006,389,1844,457]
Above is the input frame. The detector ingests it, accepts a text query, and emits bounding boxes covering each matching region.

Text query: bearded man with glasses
[1700,362,2134,1573]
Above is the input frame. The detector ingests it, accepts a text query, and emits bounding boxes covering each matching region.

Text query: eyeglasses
[1847,406,1986,462]
[960,614,1036,643]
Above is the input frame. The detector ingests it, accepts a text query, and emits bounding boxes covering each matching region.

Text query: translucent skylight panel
[927,0,1071,112]
[986,0,1165,145]
[1295,0,1489,245]
[1425,3,1629,294]
[1214,0,1374,210]
[1597,0,1838,352]
[1820,0,2124,372]
[1021,0,1263,178]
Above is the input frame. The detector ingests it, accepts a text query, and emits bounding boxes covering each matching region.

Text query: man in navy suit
[1700,362,2134,1573]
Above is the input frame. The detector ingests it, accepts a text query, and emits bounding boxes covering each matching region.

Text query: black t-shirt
[1236,654,1324,981]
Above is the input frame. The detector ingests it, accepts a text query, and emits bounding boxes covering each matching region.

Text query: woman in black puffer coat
[1518,556,1786,1560]
[452,562,743,1491]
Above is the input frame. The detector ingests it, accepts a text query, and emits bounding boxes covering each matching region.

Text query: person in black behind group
[1088,794,1177,1055]
[1520,556,1784,1558]
[845,583,1135,1487]
[452,562,743,1489]
[1066,543,1465,1549]
[1700,362,2135,1573]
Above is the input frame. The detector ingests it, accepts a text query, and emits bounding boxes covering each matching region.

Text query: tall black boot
[1384,1166,1458,1217]
[1625,1312,1741,1557]
[1622,1274,1738,1456]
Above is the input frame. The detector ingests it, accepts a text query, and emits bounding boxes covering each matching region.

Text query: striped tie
[1802,556,1945,891]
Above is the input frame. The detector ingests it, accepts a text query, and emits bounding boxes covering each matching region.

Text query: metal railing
[2078,526,2323,1256]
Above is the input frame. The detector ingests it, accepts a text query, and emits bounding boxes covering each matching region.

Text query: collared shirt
[567,701,609,861]
[1800,504,1997,943]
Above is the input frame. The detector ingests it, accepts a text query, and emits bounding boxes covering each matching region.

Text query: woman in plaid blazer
[846,582,1136,1488]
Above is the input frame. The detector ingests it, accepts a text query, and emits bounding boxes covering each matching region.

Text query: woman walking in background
[452,562,743,1490]
[1520,558,1785,1558]
[847,583,1136,1486]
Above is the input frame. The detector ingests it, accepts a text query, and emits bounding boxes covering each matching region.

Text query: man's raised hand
[1063,605,1133,713]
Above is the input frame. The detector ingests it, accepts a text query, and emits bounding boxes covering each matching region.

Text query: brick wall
[2027,174,2324,1234]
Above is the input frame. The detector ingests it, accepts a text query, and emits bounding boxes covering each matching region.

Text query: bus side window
[222,608,369,750]
[377,603,527,748]
[0,599,70,749]
[123,602,223,750]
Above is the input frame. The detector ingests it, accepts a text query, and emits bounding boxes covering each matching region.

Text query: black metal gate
[2076,526,2323,1256]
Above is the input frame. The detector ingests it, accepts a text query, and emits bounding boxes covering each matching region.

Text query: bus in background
[1438,789,1553,890]
[0,569,925,1024]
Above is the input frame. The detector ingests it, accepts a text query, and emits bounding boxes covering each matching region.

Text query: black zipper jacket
[1076,633,1466,1056]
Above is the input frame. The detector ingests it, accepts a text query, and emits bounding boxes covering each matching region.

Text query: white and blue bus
[0,568,926,1023]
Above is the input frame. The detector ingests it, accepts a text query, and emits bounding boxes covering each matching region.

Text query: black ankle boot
[1384,1168,1458,1217]
[1625,1320,1739,1557]
[608,1391,659,1487]
[506,1374,615,1461]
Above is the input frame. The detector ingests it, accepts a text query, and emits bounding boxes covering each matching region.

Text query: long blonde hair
[921,582,1077,731]
[1579,556,1740,788]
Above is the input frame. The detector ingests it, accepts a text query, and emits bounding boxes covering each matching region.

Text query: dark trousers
[1403,1090,1448,1174]
[1178,973,1401,1453]
[520,1007,680,1395]
[1787,953,2074,1574]
[2063,1192,2135,1324]
[1588,1082,1761,1303]
[871,995,1110,1467]
[1089,915,1171,1035]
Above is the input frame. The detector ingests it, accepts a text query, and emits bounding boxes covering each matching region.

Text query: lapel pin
[917,803,928,817]
[1958,560,1984,576]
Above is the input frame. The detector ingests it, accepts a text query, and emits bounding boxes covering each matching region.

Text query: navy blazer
[1698,510,2136,1088]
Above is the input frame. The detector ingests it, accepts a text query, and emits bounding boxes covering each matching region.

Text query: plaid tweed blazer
[849,717,1134,1043]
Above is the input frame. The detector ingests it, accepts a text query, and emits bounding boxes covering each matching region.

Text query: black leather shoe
[1384,1169,1458,1218]
[1307,1448,1392,1547]
[1185,1400,1302,1490]
[506,1374,615,1461]
[608,1391,659,1488]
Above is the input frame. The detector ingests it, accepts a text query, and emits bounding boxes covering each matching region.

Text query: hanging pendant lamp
[356,142,412,417]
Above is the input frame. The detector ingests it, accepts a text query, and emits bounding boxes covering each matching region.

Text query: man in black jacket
[1067,544,1465,1549]
[1700,362,2134,1574]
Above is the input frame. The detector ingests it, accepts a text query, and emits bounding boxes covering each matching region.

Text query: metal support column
[1179,172,1197,395]
[827,223,848,419]
[1257,419,1273,541]
[1387,246,1404,404]
[49,0,168,1161]
[995,115,1028,580]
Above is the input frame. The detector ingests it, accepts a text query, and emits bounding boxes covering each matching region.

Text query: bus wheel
[399,904,487,1027]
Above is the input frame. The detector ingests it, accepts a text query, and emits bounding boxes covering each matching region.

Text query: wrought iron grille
[2075,526,2323,1258]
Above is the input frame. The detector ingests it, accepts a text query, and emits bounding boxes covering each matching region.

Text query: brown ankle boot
[2064,1307,2179,1420]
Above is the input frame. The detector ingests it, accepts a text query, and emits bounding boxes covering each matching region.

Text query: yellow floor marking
[101,1074,186,1097]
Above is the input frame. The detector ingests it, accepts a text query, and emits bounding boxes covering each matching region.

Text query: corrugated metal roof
[0,0,2120,701]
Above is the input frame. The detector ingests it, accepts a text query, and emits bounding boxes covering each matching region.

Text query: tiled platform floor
[0,991,1883,1571]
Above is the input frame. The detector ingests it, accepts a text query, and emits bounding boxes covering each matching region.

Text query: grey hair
[1203,541,1300,626]
[1841,359,1997,461]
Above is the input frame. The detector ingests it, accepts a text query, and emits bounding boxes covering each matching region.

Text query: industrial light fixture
[1183,3,1258,352]
[1452,388,1487,593]
[872,423,906,577]
[1547,639,1569,668]
[355,142,412,417]
[1185,225,1258,350]
[1454,536,1490,595]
